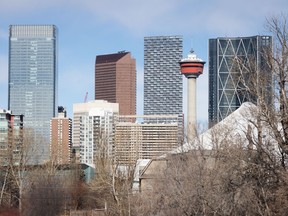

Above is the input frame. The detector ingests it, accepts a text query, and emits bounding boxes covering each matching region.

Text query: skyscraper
[144,36,183,116]
[95,52,136,116]
[208,35,272,126]
[8,25,58,162]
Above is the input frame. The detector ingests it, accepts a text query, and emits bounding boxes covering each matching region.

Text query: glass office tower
[8,25,58,163]
[208,36,272,127]
[144,36,183,116]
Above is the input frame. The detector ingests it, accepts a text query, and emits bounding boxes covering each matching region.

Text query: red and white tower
[180,49,205,139]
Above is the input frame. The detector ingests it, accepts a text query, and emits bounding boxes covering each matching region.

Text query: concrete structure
[137,102,264,192]
[95,52,136,116]
[50,106,72,164]
[179,50,205,139]
[8,25,58,162]
[138,158,167,192]
[139,150,215,193]
[73,100,119,148]
[144,36,183,116]
[0,109,23,165]
[114,115,182,165]
[208,36,272,126]
[79,108,115,166]
[73,100,119,166]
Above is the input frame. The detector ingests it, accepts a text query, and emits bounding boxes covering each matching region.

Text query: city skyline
[0,0,287,125]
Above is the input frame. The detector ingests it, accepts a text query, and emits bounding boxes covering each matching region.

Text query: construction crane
[84,92,88,103]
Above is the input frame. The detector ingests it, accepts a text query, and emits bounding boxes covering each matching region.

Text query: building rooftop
[96,52,129,64]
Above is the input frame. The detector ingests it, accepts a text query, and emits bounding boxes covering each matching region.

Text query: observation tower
[179,49,205,138]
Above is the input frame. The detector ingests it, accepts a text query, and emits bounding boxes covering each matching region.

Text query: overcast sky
[0,0,287,125]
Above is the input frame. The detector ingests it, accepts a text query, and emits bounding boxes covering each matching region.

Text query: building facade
[73,100,119,148]
[8,25,58,162]
[79,108,115,166]
[50,106,72,164]
[95,52,136,116]
[114,115,182,165]
[144,36,183,116]
[208,36,272,126]
[0,109,23,165]
[73,100,119,166]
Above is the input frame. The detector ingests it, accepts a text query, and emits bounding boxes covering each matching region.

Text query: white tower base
[187,77,197,141]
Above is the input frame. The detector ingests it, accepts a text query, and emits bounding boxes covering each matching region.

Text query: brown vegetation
[0,14,288,216]
[131,14,288,216]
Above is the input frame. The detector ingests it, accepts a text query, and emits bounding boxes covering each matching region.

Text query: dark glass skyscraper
[8,25,58,162]
[144,36,183,116]
[208,36,272,126]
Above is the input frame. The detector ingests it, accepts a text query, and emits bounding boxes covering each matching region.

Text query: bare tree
[74,127,136,216]
[0,127,41,213]
[84,155,135,216]
[263,14,288,157]
[133,131,288,215]
[132,14,288,216]
[0,127,84,215]
[20,163,77,216]
[236,14,288,165]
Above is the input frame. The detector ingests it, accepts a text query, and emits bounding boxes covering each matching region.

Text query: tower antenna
[84,92,88,103]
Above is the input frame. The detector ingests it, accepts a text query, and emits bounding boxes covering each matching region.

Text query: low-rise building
[0,109,23,165]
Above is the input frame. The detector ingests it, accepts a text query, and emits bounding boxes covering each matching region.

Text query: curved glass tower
[8,25,58,163]
[208,36,272,127]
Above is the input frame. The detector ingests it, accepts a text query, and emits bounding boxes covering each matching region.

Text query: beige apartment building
[114,115,183,165]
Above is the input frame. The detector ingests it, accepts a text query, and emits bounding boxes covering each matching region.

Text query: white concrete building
[73,100,119,166]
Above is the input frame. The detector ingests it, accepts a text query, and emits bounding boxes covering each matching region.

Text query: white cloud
[190,0,287,36]
[77,0,288,36]
[0,0,67,14]
[0,0,286,36]
[77,0,181,35]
